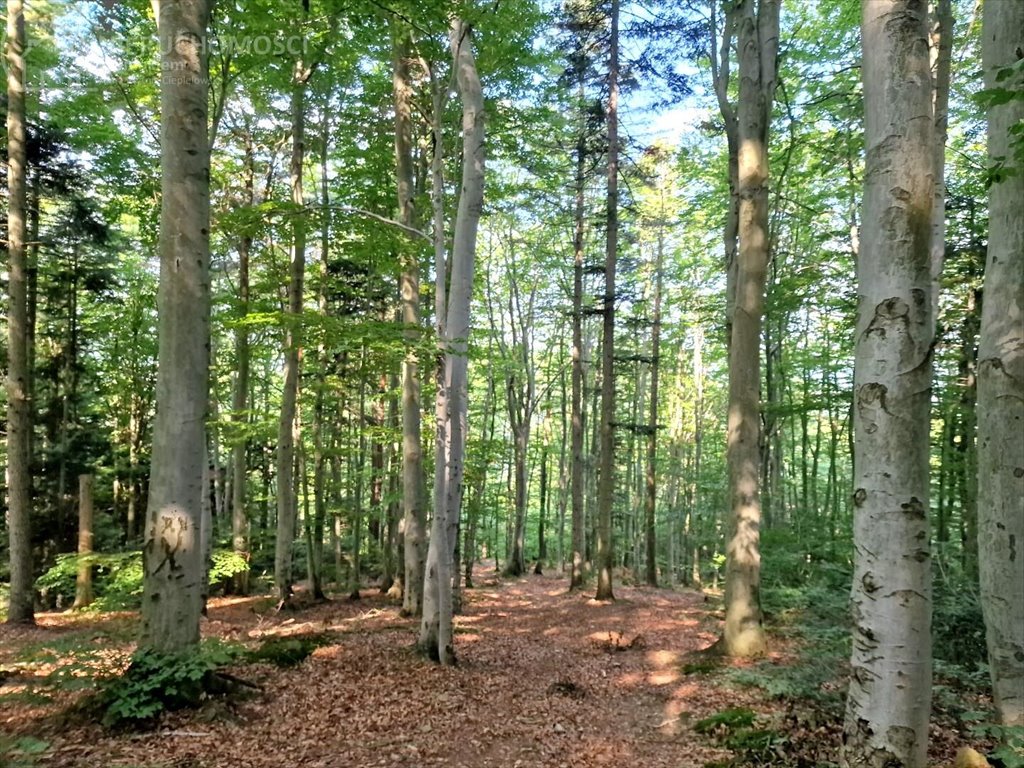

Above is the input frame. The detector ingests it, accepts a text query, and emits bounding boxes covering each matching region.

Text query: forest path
[6,570,771,768]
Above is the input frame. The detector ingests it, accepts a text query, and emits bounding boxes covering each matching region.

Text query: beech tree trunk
[928,0,952,322]
[140,0,212,652]
[722,0,777,658]
[569,99,587,591]
[4,0,34,625]
[274,52,308,608]
[842,2,935,765]
[392,24,426,617]
[419,18,484,664]
[231,130,255,595]
[645,175,667,588]
[595,0,620,603]
[977,0,1024,728]
[74,474,94,609]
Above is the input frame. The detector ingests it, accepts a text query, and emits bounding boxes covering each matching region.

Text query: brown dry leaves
[0,571,988,768]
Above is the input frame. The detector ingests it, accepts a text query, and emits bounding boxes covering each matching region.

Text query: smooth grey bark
[928,0,952,322]
[711,0,740,348]
[4,0,34,625]
[569,95,588,590]
[644,169,668,588]
[274,55,309,608]
[140,0,212,652]
[977,0,1024,729]
[595,0,620,603]
[392,24,427,617]
[722,0,777,658]
[841,2,935,765]
[420,18,484,664]
[230,129,255,595]
[74,474,94,609]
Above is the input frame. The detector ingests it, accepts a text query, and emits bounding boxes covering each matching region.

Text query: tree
[722,0,778,658]
[274,9,311,608]
[139,0,213,653]
[392,22,426,616]
[419,16,485,664]
[842,1,934,764]
[977,0,1024,729]
[594,0,620,603]
[5,0,34,625]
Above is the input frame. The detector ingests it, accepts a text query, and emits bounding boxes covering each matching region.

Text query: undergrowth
[97,639,243,728]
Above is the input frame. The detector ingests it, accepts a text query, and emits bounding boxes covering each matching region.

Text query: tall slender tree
[419,17,485,664]
[977,0,1024,729]
[5,0,34,625]
[392,23,426,617]
[140,0,213,652]
[274,14,311,608]
[721,0,778,658]
[594,0,620,602]
[842,1,935,764]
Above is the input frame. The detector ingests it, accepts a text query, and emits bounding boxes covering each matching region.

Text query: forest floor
[0,567,986,768]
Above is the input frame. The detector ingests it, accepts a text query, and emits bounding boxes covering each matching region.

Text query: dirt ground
[0,568,980,768]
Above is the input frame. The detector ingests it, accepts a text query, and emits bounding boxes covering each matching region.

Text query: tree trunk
[977,0,1024,728]
[711,0,740,350]
[392,24,427,618]
[928,0,952,321]
[419,18,484,665]
[274,55,308,609]
[594,0,620,603]
[140,0,212,652]
[230,131,254,596]
[569,92,588,591]
[645,180,666,588]
[4,0,34,625]
[74,474,94,609]
[841,2,935,765]
[722,0,777,658]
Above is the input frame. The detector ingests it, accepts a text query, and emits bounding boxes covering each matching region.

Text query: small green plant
[98,639,242,728]
[694,707,757,735]
[246,633,335,667]
[682,658,720,675]
[0,735,50,767]
[964,714,1024,768]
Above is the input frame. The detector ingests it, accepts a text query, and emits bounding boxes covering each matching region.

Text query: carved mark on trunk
[856,382,890,434]
[151,513,188,576]
[900,497,926,520]
[865,297,909,340]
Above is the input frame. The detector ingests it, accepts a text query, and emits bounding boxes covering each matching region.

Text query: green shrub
[99,640,241,728]
[35,549,250,611]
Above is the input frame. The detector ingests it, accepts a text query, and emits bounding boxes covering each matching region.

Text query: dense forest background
[1,0,1022,765]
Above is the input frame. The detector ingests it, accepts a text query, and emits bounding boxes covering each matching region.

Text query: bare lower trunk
[977,0,1024,728]
[274,59,308,608]
[140,0,212,652]
[420,19,484,664]
[74,474,94,609]
[722,0,777,658]
[928,0,952,322]
[569,109,587,591]
[392,24,426,617]
[842,2,935,765]
[4,0,34,625]
[595,0,620,603]
[645,178,666,588]
[230,136,254,595]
